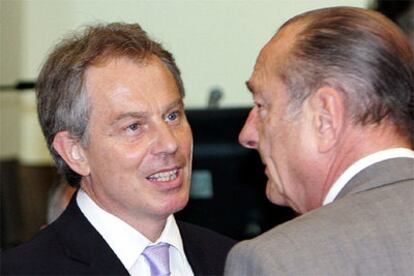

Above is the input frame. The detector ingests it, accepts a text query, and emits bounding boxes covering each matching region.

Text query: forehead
[249,22,304,87]
[83,56,182,121]
[247,46,279,95]
[84,55,178,98]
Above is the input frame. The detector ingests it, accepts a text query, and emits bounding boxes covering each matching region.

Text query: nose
[239,108,259,149]
[151,122,179,156]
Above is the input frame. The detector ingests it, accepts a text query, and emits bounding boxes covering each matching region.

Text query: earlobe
[311,87,345,153]
[53,131,90,176]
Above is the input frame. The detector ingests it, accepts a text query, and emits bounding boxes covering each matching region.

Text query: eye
[254,101,267,119]
[254,101,263,110]
[166,110,180,123]
[126,122,140,134]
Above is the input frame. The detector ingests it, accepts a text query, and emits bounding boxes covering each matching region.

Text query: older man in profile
[225,6,414,275]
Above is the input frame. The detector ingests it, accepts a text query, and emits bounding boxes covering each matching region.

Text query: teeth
[147,169,178,182]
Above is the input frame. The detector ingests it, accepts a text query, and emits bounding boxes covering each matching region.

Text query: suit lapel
[53,192,129,275]
[336,157,414,200]
[177,221,210,275]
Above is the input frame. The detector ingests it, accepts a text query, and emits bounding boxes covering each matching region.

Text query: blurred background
[1,0,412,249]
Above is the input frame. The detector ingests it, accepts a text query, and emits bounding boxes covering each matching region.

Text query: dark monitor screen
[176,108,296,240]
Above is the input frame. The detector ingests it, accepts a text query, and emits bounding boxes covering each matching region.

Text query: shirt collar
[323,148,414,206]
[76,189,186,270]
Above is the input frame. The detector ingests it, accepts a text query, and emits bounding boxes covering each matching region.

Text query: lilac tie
[142,242,171,276]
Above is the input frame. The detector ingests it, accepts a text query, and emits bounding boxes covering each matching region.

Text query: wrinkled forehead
[252,22,304,79]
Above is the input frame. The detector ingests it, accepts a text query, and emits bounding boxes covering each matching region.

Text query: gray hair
[277,7,414,142]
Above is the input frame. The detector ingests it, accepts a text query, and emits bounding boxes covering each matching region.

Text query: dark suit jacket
[1,194,235,275]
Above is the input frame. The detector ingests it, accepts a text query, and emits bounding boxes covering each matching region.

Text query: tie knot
[142,242,171,276]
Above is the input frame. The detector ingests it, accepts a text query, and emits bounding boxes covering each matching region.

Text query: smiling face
[77,56,193,232]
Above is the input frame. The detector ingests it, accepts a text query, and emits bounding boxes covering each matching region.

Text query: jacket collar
[52,191,129,275]
[336,157,414,201]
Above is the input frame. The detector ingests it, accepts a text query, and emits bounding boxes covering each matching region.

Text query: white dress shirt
[323,148,414,205]
[77,189,194,276]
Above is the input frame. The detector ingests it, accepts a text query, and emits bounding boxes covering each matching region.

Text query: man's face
[239,30,317,214]
[80,56,193,226]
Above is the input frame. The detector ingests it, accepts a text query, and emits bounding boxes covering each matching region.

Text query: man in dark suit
[1,22,234,275]
[225,7,414,275]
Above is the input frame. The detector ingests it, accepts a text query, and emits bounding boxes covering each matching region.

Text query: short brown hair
[36,23,185,186]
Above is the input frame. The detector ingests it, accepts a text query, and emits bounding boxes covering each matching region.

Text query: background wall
[0,0,370,162]
[1,0,369,103]
[1,0,372,247]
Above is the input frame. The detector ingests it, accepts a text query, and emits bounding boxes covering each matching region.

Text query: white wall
[2,0,369,106]
[0,0,369,162]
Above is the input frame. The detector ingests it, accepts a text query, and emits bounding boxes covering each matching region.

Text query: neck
[80,183,168,242]
[129,216,167,242]
[319,122,411,206]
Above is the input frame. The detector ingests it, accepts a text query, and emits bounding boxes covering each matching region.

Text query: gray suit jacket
[225,157,414,275]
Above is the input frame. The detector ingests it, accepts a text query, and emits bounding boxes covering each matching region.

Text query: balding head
[265,7,414,143]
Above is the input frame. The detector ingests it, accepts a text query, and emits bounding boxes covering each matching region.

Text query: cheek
[260,119,279,153]
[178,125,193,155]
[123,140,148,159]
[99,141,149,174]
[119,141,155,175]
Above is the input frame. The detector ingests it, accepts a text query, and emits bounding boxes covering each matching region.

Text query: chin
[266,184,288,206]
[159,191,189,215]
[268,195,288,207]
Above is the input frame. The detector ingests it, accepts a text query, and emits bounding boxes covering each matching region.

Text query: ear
[52,131,90,176]
[309,87,345,153]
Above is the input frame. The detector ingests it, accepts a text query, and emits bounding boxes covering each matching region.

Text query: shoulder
[1,224,66,274]
[1,197,128,275]
[227,182,414,274]
[177,220,236,252]
[177,220,236,275]
[250,177,414,246]
[236,181,414,251]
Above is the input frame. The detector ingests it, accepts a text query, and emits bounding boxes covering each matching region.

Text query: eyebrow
[111,111,148,126]
[111,98,184,125]
[165,98,184,113]
[245,81,254,94]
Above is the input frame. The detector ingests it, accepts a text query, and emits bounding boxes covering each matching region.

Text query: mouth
[146,168,179,182]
